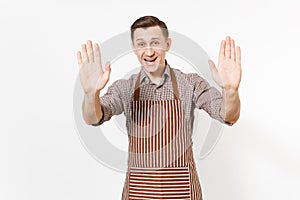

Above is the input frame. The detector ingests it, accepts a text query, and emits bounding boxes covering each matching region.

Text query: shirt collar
[140,60,171,85]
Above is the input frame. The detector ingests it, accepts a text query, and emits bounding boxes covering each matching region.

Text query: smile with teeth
[144,57,158,64]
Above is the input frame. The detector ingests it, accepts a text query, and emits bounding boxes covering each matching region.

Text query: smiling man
[132,25,171,85]
[77,16,241,200]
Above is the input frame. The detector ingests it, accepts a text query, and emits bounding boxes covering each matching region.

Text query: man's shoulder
[171,66,206,83]
[107,72,138,91]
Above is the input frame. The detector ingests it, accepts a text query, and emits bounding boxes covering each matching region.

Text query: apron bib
[122,68,202,200]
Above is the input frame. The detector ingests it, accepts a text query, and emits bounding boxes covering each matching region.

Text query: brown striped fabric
[129,167,191,199]
[121,68,203,200]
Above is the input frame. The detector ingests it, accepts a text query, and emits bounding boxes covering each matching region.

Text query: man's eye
[153,41,160,46]
[137,43,145,47]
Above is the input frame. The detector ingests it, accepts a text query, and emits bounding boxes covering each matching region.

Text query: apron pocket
[129,166,191,200]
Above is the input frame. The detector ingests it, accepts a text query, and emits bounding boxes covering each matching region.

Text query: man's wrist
[84,91,100,104]
[222,87,239,96]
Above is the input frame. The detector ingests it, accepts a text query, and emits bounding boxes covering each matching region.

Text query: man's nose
[145,47,154,56]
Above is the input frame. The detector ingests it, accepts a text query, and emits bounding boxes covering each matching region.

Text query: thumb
[98,61,111,91]
[103,61,111,81]
[208,59,217,73]
[105,61,111,72]
[208,59,222,87]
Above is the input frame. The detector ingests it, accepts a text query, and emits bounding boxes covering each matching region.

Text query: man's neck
[144,63,167,85]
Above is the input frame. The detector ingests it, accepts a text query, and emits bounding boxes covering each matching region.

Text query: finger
[94,43,102,65]
[225,36,231,59]
[87,40,94,62]
[218,40,226,63]
[77,51,82,64]
[236,46,241,66]
[77,51,83,68]
[102,61,111,83]
[231,39,236,61]
[82,44,89,63]
[105,61,111,73]
[208,59,217,73]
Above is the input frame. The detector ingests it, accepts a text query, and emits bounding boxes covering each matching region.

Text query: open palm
[209,36,242,90]
[77,40,111,95]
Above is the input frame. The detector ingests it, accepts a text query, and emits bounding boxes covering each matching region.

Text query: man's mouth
[144,57,158,65]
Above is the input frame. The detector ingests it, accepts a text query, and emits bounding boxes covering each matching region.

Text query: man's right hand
[77,40,111,95]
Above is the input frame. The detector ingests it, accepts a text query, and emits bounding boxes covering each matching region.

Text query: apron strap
[170,67,179,100]
[133,66,179,101]
[133,72,141,101]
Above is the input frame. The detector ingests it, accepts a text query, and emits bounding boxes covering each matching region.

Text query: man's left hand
[208,36,242,90]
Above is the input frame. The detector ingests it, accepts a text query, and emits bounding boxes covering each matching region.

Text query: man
[77,16,241,200]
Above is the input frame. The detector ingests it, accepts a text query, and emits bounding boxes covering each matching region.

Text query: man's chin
[142,65,157,72]
[142,61,164,68]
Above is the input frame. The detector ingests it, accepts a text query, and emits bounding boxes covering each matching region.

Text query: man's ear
[166,38,172,51]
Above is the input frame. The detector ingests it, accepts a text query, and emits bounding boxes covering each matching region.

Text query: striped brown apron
[122,68,202,200]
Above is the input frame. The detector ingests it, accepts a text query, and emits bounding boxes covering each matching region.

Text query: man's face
[132,26,171,74]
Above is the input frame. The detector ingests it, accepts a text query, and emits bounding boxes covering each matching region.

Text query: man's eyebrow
[135,37,161,42]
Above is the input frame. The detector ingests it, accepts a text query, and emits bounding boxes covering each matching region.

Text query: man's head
[131,16,172,76]
[130,16,169,41]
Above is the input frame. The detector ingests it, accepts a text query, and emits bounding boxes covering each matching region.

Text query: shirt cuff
[91,104,111,126]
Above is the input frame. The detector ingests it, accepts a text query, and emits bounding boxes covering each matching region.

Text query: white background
[1,0,300,199]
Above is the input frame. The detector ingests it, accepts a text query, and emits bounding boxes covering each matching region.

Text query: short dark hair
[130,16,169,41]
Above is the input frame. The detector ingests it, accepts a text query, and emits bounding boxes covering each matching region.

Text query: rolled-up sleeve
[92,80,124,126]
[191,73,227,124]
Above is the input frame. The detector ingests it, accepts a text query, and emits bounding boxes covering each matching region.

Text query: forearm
[220,88,240,124]
[82,91,103,125]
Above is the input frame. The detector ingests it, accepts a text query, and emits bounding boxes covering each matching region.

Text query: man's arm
[220,88,240,125]
[208,36,242,125]
[77,40,111,125]
[82,91,103,125]
[85,79,125,126]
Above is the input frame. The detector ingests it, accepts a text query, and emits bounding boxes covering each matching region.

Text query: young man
[77,16,241,200]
